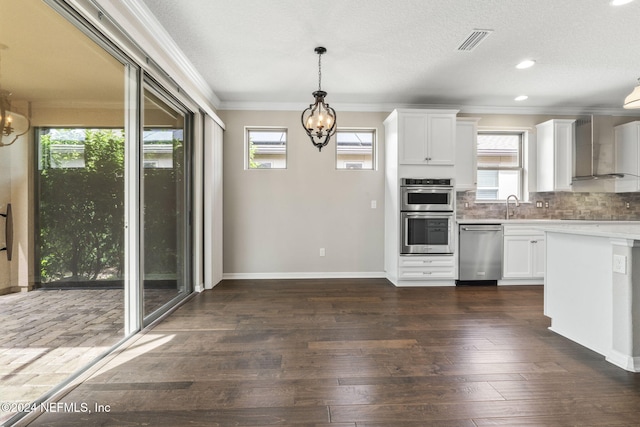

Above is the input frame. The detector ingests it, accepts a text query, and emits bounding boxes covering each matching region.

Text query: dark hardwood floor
[27,279,640,426]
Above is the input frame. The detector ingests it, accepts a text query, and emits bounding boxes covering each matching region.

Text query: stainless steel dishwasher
[457,224,503,285]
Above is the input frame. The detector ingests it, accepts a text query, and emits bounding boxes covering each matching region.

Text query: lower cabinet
[503,227,545,279]
[398,255,455,280]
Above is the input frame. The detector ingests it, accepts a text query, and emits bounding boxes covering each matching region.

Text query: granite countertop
[456,219,619,225]
[538,223,640,240]
[456,218,640,239]
[457,218,640,240]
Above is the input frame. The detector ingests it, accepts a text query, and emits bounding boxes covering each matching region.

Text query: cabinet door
[399,112,428,164]
[503,235,533,278]
[614,123,640,192]
[531,237,545,278]
[536,120,575,192]
[427,114,456,165]
[455,120,478,191]
[553,121,574,191]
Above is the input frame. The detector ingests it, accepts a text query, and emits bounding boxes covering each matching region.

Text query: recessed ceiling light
[515,95,528,101]
[611,0,633,5]
[516,60,536,69]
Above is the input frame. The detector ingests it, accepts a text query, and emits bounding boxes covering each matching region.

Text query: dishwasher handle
[460,225,502,232]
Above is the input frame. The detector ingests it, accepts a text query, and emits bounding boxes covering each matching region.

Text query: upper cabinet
[614,121,640,192]
[455,118,480,191]
[536,119,575,192]
[391,109,458,165]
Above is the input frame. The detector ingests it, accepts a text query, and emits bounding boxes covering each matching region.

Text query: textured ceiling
[140,0,640,113]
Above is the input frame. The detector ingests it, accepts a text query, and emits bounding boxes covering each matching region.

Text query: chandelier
[0,89,30,147]
[0,44,30,147]
[301,47,337,152]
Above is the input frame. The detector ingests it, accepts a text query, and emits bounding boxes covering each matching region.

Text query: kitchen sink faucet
[505,194,520,219]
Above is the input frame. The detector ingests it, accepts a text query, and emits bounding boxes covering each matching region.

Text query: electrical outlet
[626,202,631,209]
[319,248,325,257]
[371,200,377,209]
[613,254,627,274]
[545,201,549,208]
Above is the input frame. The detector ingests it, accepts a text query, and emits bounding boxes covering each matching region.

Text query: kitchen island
[542,223,640,372]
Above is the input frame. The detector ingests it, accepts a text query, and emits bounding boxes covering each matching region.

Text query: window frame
[245,127,288,170]
[335,128,376,171]
[475,130,525,202]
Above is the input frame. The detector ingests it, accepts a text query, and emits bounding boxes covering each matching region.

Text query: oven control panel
[401,178,452,186]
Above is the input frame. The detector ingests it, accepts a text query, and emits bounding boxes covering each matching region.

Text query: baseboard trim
[606,349,640,372]
[498,279,544,286]
[222,272,387,280]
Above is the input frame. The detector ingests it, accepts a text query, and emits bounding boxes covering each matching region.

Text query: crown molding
[114,0,222,107]
[219,100,640,117]
[82,0,224,127]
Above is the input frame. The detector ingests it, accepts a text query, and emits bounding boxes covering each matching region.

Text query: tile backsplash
[457,191,640,221]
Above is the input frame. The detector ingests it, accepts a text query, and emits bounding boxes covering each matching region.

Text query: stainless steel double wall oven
[400,178,455,255]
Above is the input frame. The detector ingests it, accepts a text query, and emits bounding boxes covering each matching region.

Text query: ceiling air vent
[457,29,494,51]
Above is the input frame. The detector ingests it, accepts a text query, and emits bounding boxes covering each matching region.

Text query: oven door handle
[404,213,453,218]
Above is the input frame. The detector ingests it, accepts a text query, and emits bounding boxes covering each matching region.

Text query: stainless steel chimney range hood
[572,115,625,182]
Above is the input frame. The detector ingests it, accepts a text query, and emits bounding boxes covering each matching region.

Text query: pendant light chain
[318,52,322,92]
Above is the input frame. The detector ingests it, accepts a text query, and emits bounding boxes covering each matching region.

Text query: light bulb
[516,60,535,69]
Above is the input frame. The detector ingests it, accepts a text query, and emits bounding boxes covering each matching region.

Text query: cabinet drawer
[502,226,545,237]
[399,267,455,280]
[399,256,454,268]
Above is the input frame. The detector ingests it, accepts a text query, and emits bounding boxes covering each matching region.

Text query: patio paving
[0,289,124,422]
[0,286,182,424]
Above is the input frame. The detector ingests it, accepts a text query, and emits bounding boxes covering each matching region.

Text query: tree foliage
[39,129,125,283]
[38,128,183,285]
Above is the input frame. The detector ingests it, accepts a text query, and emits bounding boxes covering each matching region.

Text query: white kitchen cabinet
[503,226,545,279]
[383,108,459,287]
[536,119,575,192]
[614,121,640,192]
[455,118,480,191]
[397,109,458,165]
[398,255,456,280]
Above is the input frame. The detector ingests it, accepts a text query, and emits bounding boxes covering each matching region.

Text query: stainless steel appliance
[457,224,503,285]
[401,211,454,254]
[400,178,454,212]
[400,178,455,255]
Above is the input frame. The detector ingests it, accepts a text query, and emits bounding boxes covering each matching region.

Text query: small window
[143,129,179,169]
[345,162,363,170]
[476,132,523,201]
[246,128,287,169]
[336,129,375,170]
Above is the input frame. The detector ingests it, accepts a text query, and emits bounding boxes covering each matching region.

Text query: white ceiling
[139,0,640,114]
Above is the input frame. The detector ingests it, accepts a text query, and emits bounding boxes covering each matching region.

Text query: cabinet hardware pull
[0,204,12,261]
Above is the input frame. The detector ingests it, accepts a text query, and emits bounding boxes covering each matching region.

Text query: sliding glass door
[142,85,192,322]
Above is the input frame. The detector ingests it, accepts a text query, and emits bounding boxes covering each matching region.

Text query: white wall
[0,140,12,293]
[219,110,386,278]
[0,130,31,295]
